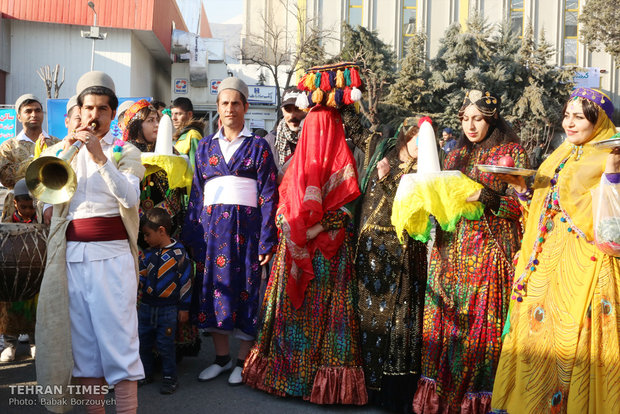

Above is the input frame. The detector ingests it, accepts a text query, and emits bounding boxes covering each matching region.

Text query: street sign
[247,85,277,105]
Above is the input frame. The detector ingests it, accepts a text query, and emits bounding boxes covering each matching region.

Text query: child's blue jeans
[138,303,178,378]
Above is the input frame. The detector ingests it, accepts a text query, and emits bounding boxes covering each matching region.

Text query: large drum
[0,223,48,302]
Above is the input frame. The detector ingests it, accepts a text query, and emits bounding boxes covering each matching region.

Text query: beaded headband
[462,89,501,117]
[569,87,614,120]
[121,99,152,141]
[295,62,363,109]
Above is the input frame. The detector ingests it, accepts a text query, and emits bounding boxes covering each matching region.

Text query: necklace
[511,150,593,302]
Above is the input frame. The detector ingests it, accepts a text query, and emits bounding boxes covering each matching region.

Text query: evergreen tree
[338,23,397,128]
[579,0,620,65]
[424,13,500,128]
[385,31,429,112]
[512,25,574,152]
[490,19,526,113]
[297,34,326,74]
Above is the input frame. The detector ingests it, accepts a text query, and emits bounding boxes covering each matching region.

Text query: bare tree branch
[239,0,334,107]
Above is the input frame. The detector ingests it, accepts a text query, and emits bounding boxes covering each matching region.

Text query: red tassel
[298,74,308,91]
[349,67,362,88]
[343,87,353,105]
[320,71,332,91]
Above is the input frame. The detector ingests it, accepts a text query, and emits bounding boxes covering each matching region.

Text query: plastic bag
[592,174,620,256]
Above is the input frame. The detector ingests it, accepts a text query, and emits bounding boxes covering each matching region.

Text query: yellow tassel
[335,70,345,88]
[305,73,316,90]
[312,89,324,104]
[326,89,336,107]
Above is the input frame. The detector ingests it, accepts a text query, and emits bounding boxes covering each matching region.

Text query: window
[563,0,579,65]
[509,0,524,38]
[402,0,417,55]
[347,0,363,27]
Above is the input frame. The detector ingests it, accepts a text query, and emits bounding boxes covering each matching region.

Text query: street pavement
[0,338,390,414]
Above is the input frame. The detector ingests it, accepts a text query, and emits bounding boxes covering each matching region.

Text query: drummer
[0,94,59,222]
[0,178,38,363]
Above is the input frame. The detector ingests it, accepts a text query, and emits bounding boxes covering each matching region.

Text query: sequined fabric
[414,142,527,414]
[243,210,368,405]
[355,148,427,411]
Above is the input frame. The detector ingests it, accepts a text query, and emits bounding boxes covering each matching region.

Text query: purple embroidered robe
[182,134,278,336]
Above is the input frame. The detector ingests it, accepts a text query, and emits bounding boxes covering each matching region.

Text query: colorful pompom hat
[295,62,363,109]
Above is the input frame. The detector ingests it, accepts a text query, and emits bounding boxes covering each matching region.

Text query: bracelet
[515,188,533,202]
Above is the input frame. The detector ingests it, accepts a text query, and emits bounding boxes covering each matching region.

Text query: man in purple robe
[181,77,278,385]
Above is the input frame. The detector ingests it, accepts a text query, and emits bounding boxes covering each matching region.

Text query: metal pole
[90,11,97,71]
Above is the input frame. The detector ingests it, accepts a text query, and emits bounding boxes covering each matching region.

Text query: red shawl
[278,106,360,309]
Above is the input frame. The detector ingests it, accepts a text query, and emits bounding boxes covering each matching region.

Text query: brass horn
[25,141,82,204]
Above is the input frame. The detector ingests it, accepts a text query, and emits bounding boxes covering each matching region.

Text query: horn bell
[25,156,77,204]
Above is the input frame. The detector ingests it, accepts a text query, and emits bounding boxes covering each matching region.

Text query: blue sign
[0,108,16,145]
[46,97,151,139]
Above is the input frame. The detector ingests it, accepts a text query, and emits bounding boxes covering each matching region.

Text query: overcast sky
[203,0,243,24]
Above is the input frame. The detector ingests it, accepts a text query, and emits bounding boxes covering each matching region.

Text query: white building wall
[7,20,176,116]
[129,33,170,102]
[6,20,132,109]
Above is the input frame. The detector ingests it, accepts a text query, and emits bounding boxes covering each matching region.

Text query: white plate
[476,164,537,176]
[593,137,620,149]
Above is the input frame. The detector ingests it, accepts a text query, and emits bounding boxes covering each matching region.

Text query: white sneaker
[197,361,232,382]
[18,334,29,343]
[30,345,36,359]
[227,366,243,386]
[0,346,15,362]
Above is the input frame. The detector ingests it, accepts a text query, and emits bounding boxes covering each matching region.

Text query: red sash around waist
[66,216,128,242]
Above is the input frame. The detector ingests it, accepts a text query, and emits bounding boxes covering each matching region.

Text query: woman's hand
[377,157,390,180]
[605,147,620,174]
[306,223,324,241]
[258,253,273,266]
[492,173,527,194]
[466,189,481,202]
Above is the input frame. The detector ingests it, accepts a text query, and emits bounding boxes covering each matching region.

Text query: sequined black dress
[355,148,428,412]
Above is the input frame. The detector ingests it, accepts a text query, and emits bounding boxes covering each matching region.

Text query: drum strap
[66,216,128,242]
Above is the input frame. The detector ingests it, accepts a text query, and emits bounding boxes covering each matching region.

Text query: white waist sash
[203,176,258,207]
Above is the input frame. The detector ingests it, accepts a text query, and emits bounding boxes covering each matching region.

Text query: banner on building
[573,68,601,89]
[0,108,17,145]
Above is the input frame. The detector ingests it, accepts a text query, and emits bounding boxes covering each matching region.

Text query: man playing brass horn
[36,71,145,414]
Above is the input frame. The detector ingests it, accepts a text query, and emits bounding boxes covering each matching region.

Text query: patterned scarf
[274,119,299,166]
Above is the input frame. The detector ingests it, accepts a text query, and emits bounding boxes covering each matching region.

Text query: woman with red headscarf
[243,63,368,405]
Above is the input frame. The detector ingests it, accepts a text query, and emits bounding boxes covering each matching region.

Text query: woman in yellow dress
[491,87,620,413]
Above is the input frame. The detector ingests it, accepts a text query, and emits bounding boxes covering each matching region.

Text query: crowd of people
[0,62,618,414]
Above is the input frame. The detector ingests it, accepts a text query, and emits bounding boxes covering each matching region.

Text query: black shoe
[160,376,178,394]
[138,375,154,387]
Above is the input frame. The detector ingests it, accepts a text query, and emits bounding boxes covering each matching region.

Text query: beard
[286,119,302,132]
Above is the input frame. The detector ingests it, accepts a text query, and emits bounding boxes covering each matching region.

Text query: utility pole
[80,1,107,71]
